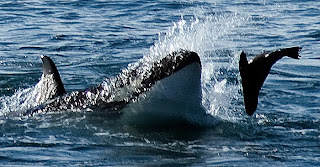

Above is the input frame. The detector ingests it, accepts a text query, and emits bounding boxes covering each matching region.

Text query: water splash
[0,81,42,116]
[149,13,249,56]
[0,73,63,116]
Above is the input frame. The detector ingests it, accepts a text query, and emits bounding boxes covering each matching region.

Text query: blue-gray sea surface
[0,0,319,166]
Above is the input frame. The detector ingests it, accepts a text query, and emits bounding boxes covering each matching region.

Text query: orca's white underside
[120,62,210,126]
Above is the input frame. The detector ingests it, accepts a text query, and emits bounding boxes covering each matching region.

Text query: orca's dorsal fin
[36,56,66,103]
[239,47,301,116]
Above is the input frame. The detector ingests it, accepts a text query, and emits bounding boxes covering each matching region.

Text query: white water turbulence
[0,74,55,117]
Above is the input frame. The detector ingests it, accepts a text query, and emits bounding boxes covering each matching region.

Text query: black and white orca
[26,50,204,120]
[25,47,301,118]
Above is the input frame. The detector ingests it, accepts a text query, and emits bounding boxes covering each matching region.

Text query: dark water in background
[0,0,320,166]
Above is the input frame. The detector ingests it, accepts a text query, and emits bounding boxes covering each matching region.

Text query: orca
[239,47,301,116]
[25,50,203,118]
[24,47,301,118]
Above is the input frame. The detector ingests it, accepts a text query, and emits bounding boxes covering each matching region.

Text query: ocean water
[0,0,319,166]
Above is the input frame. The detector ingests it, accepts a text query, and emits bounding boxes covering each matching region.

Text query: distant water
[0,0,320,166]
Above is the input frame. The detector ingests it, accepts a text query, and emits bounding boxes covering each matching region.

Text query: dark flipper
[38,56,66,102]
[239,47,301,116]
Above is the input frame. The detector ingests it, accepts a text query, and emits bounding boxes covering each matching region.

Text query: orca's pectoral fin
[239,47,301,116]
[38,56,66,102]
